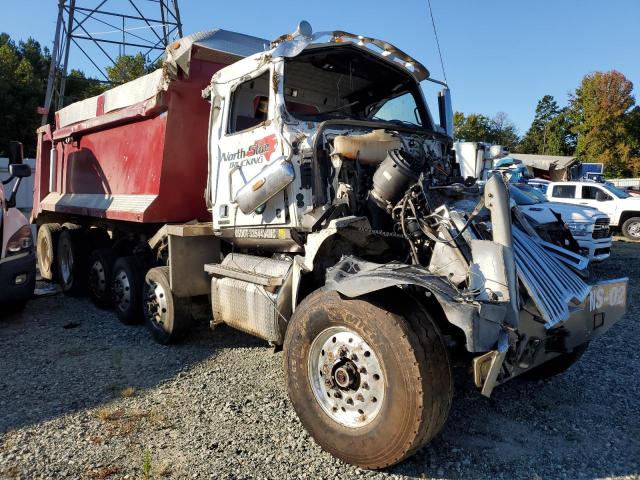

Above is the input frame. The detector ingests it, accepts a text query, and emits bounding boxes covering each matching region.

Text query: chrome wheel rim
[144,280,168,330]
[308,326,385,428]
[89,260,107,298]
[112,270,131,312]
[628,222,640,238]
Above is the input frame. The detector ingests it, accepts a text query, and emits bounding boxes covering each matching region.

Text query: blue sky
[2,0,639,133]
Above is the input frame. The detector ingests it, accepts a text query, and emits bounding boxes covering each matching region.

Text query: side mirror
[8,141,24,165]
[9,163,31,178]
[437,87,454,138]
[4,163,30,210]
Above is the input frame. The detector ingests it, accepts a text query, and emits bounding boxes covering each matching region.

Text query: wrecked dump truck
[32,22,628,468]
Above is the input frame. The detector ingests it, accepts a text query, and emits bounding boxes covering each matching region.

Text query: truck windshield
[603,184,630,199]
[515,184,548,203]
[510,185,544,206]
[283,45,430,129]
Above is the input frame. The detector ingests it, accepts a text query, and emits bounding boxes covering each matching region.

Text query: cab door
[579,184,616,217]
[210,65,286,228]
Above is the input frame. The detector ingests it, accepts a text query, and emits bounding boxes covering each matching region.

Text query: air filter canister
[370,149,424,208]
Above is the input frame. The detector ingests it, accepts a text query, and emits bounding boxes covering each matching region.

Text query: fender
[324,256,506,353]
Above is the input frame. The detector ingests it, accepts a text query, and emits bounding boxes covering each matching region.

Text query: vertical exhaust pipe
[484,173,518,327]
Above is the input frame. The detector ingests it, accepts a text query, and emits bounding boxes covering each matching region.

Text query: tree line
[0,33,160,157]
[454,70,640,177]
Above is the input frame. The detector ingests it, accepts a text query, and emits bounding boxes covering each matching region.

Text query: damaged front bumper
[476,277,628,395]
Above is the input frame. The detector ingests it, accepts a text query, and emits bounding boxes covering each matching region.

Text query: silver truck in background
[35,23,629,469]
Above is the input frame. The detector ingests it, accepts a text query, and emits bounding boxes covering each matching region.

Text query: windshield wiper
[370,117,422,128]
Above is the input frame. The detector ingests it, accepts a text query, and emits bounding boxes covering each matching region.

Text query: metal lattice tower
[41,0,182,124]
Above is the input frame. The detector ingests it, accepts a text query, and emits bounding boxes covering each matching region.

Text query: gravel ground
[1,242,639,480]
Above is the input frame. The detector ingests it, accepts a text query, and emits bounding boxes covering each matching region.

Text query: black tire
[111,256,145,325]
[521,343,589,381]
[36,223,62,281]
[283,289,452,469]
[621,217,640,241]
[56,228,88,295]
[143,266,191,344]
[88,248,116,309]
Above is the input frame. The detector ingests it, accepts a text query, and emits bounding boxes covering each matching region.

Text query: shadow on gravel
[0,295,264,434]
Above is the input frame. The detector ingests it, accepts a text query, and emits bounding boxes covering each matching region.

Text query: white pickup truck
[512,184,612,262]
[545,181,640,240]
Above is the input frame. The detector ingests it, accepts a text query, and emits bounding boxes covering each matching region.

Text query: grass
[120,386,136,398]
[142,449,152,480]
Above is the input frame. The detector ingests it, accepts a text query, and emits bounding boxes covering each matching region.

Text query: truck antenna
[427,0,448,85]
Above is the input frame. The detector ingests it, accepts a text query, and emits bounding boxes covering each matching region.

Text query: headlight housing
[566,222,590,237]
[5,225,34,256]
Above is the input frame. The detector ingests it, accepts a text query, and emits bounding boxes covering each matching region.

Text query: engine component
[370,149,425,209]
[333,129,402,165]
[234,157,295,214]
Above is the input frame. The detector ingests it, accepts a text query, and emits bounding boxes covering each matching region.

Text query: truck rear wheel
[37,223,61,281]
[88,248,116,309]
[111,256,145,325]
[283,289,452,469]
[56,228,87,295]
[143,266,191,344]
[622,217,640,240]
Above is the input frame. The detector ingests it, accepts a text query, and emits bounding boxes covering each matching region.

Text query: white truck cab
[546,181,640,240]
[0,142,36,311]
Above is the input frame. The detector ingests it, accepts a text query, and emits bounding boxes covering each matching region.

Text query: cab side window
[583,185,611,201]
[227,71,270,134]
[552,185,576,198]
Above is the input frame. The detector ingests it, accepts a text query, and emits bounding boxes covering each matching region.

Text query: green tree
[519,95,560,154]
[0,36,43,156]
[454,111,519,151]
[568,70,638,177]
[517,95,575,156]
[490,111,520,151]
[454,112,494,142]
[106,52,162,85]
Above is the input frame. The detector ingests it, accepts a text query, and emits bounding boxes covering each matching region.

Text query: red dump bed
[33,30,269,224]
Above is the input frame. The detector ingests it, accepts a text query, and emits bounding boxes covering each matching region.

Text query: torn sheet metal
[325,256,504,352]
[166,29,270,78]
[512,227,590,328]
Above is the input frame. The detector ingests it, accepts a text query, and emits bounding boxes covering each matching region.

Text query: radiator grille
[592,218,611,239]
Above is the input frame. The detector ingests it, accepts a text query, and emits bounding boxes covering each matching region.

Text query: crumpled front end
[321,174,628,397]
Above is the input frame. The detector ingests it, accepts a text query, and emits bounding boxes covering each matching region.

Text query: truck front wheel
[283,289,452,469]
[143,266,191,344]
[621,217,640,240]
